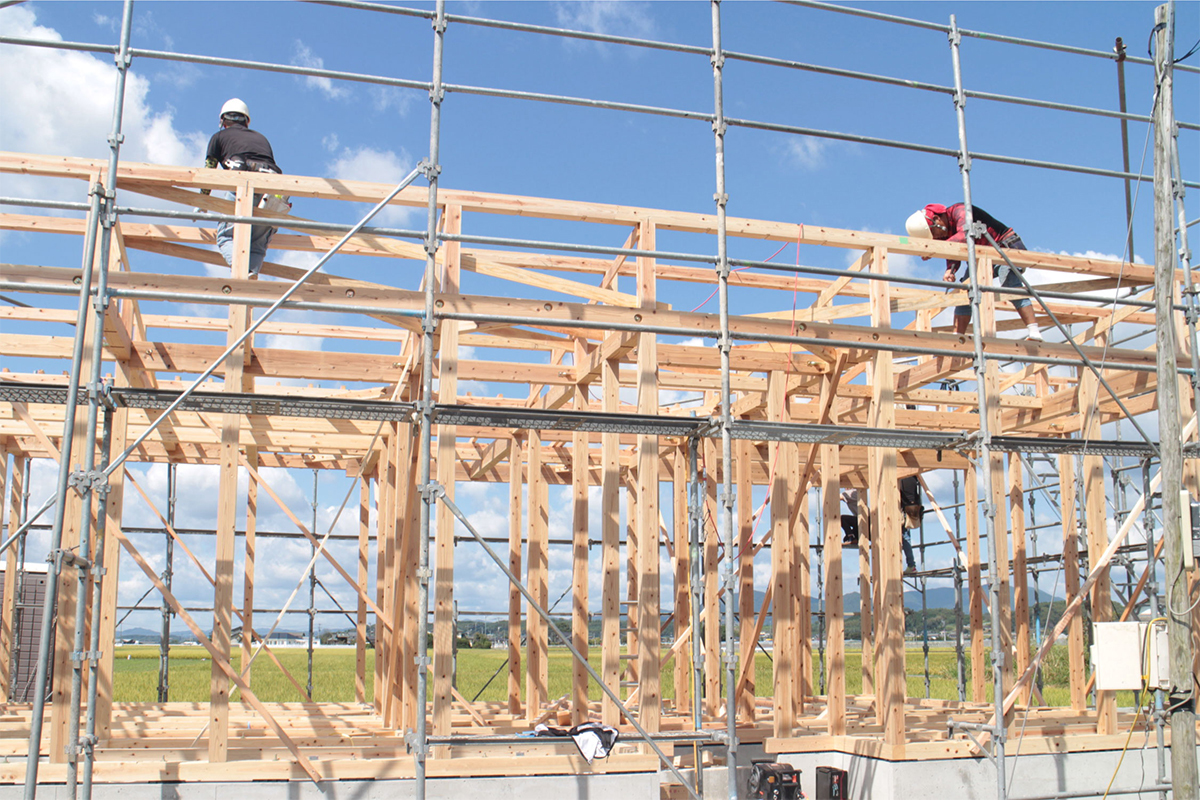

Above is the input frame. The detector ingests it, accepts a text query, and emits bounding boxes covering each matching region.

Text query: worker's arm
[199,156,218,196]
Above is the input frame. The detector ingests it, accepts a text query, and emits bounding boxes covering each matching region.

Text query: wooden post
[570,382,590,725]
[432,204,462,739]
[240,445,259,688]
[703,436,721,716]
[673,446,692,719]
[0,449,13,702]
[1079,362,1115,734]
[209,182,255,763]
[869,246,904,753]
[387,426,409,727]
[1059,454,1086,711]
[796,468,812,714]
[736,439,755,723]
[600,357,621,725]
[1009,455,1031,679]
[356,473,370,705]
[508,434,524,717]
[525,430,549,721]
[401,431,422,732]
[967,466,985,703]
[373,433,391,713]
[858,490,874,698]
[635,220,661,731]
[379,428,398,723]
[769,372,794,736]
[821,434,844,736]
[979,257,1013,695]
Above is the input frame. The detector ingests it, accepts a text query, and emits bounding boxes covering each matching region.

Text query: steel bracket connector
[68,469,94,496]
[404,729,428,756]
[415,566,432,582]
[417,158,439,182]
[52,549,92,572]
[414,654,431,668]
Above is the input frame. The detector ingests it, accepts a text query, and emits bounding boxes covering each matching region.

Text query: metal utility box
[1092,620,1169,691]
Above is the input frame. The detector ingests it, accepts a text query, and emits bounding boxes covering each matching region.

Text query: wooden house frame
[0,1,1196,797]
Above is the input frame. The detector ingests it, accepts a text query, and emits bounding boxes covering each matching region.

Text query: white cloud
[0,5,206,205]
[291,40,350,100]
[370,86,419,117]
[552,1,656,52]
[783,136,831,171]
[325,145,419,227]
[322,133,340,153]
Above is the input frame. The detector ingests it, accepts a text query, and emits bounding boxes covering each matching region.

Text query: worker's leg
[215,190,236,267]
[901,529,916,573]
[1001,266,1041,340]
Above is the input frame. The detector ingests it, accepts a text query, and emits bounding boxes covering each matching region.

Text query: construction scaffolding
[0,2,1198,800]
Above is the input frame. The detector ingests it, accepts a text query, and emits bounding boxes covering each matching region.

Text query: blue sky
[1,2,1198,644]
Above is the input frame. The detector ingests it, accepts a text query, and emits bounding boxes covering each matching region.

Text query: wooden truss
[0,150,1195,781]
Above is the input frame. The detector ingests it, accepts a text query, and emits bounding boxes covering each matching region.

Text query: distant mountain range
[743,586,1062,614]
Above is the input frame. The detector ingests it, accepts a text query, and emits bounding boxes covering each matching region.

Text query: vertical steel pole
[308,469,317,699]
[413,3,446,799]
[948,16,1007,800]
[157,463,174,702]
[24,2,134,793]
[80,405,114,800]
[689,436,703,732]
[1115,37,1136,263]
[1152,6,1198,799]
[708,3,738,796]
[1143,460,1170,800]
[954,471,965,702]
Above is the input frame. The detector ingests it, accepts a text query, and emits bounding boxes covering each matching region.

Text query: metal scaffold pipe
[709,4,739,797]
[413,2,447,798]
[947,13,1008,800]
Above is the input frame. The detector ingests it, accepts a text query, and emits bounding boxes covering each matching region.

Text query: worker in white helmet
[201,99,287,277]
[905,203,1042,341]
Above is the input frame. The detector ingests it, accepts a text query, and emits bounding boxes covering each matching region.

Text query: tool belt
[222,156,281,174]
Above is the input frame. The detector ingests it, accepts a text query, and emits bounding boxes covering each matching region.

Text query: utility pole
[1153,5,1198,799]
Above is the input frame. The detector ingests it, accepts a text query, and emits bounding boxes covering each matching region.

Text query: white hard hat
[905,209,932,239]
[220,98,250,123]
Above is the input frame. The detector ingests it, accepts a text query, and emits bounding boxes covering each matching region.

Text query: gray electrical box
[1092,621,1169,691]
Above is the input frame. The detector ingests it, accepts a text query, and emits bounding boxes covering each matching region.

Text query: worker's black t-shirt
[205,124,279,172]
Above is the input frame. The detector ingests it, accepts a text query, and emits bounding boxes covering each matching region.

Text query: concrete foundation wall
[0,772,660,800]
[777,746,1174,800]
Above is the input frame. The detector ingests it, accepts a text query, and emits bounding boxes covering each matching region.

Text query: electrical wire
[1101,618,1164,800]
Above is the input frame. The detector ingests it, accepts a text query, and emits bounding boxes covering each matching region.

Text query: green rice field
[111,643,1134,707]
